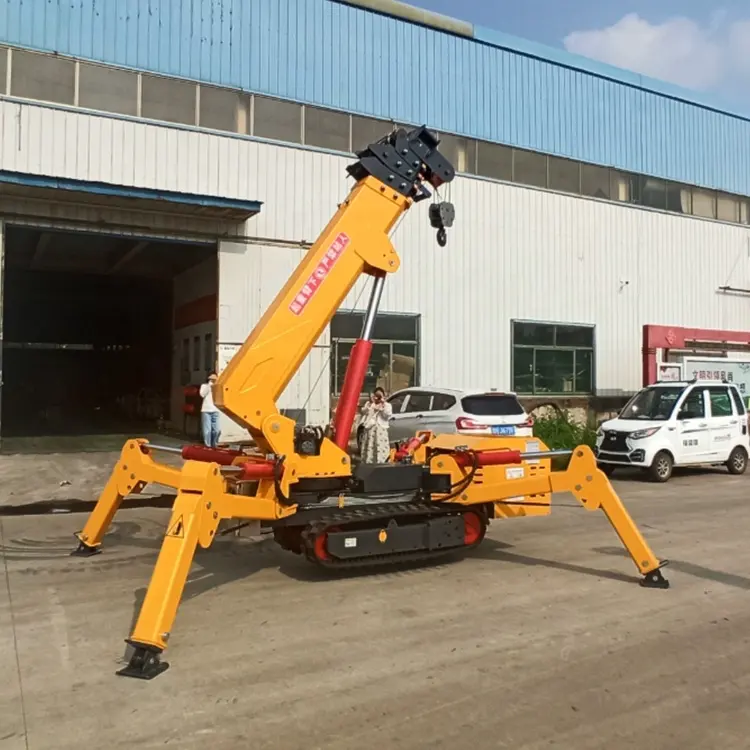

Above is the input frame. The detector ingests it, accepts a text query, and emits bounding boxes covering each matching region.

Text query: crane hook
[429,201,455,248]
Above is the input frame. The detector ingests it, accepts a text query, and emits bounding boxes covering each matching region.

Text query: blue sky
[408,1,750,106]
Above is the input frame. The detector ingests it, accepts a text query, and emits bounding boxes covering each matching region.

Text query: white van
[595,379,749,482]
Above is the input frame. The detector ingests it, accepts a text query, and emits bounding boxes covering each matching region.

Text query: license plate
[492,425,515,436]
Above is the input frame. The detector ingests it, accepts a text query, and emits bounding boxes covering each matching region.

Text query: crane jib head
[345,125,456,246]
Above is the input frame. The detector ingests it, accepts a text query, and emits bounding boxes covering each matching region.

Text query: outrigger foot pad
[640,563,670,589]
[70,538,101,557]
[116,642,169,680]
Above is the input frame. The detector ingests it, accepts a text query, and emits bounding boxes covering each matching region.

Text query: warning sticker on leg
[167,516,184,538]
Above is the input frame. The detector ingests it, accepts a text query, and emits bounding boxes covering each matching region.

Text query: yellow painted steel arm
[424,437,667,581]
[73,439,182,552]
[214,176,406,456]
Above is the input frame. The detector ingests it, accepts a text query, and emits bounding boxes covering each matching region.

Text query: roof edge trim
[0,170,264,213]
[331,0,473,37]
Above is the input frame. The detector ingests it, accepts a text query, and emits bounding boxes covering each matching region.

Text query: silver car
[356,386,534,449]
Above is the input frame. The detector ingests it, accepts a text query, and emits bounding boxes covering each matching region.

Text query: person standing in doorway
[360,387,392,463]
[200,371,221,448]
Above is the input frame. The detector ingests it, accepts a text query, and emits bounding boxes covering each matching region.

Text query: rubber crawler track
[274,500,489,570]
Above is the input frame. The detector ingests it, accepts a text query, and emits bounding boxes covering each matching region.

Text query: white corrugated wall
[3,100,750,434]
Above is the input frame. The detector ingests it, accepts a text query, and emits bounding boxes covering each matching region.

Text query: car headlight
[629,427,661,440]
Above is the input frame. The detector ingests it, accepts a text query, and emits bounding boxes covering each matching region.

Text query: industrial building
[1,0,750,445]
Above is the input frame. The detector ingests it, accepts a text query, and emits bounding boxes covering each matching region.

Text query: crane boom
[214,125,455,470]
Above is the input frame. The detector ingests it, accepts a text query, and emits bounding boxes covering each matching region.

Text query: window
[620,386,683,421]
[692,189,716,219]
[78,63,138,116]
[461,394,524,416]
[304,105,350,151]
[11,49,75,105]
[476,141,513,182]
[141,74,196,125]
[636,176,667,211]
[511,321,594,395]
[581,164,610,199]
[192,335,201,371]
[204,333,214,372]
[610,171,634,202]
[717,194,739,223]
[548,157,580,194]
[404,392,432,412]
[432,393,457,411]
[438,134,476,174]
[331,312,419,397]
[253,95,302,143]
[730,386,746,416]
[708,387,734,417]
[351,115,393,151]
[388,392,408,414]
[666,183,691,214]
[678,389,705,419]
[181,338,190,385]
[199,85,248,133]
[513,149,547,188]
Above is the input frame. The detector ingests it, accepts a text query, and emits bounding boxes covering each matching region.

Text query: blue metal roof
[1,0,749,196]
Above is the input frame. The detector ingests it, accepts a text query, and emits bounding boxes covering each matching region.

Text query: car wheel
[726,446,748,475]
[599,464,616,477]
[648,451,673,483]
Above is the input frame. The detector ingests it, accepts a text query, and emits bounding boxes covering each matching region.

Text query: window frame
[677,387,707,420]
[729,385,747,416]
[706,386,735,417]
[330,312,421,398]
[402,391,434,413]
[511,320,596,396]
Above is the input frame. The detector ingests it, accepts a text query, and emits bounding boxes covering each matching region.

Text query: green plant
[532,409,598,451]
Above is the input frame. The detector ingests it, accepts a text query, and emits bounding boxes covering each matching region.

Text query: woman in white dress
[360,387,392,463]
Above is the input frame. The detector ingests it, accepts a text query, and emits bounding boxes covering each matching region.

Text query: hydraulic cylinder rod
[140,443,245,466]
[453,448,572,467]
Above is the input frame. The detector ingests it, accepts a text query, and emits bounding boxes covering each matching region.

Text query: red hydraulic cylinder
[236,461,277,481]
[181,444,244,465]
[394,433,430,460]
[332,338,373,450]
[454,449,523,468]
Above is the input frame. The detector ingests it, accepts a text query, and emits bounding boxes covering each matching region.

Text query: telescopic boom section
[213,126,455,458]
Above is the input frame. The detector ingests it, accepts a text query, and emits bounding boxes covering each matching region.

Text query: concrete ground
[1,469,749,750]
[0,433,184,510]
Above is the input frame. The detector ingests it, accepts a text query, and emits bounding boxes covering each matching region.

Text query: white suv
[595,379,749,482]
[357,386,534,449]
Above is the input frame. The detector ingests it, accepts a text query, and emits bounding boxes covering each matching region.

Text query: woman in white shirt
[359,387,392,463]
[199,371,221,448]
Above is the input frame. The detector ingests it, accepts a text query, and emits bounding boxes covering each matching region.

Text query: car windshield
[619,386,684,420]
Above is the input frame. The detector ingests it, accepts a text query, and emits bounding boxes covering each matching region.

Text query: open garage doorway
[1,225,217,449]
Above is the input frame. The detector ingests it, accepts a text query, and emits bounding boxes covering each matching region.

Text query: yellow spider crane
[71,125,669,680]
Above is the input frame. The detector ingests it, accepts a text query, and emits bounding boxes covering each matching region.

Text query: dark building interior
[1,225,215,438]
